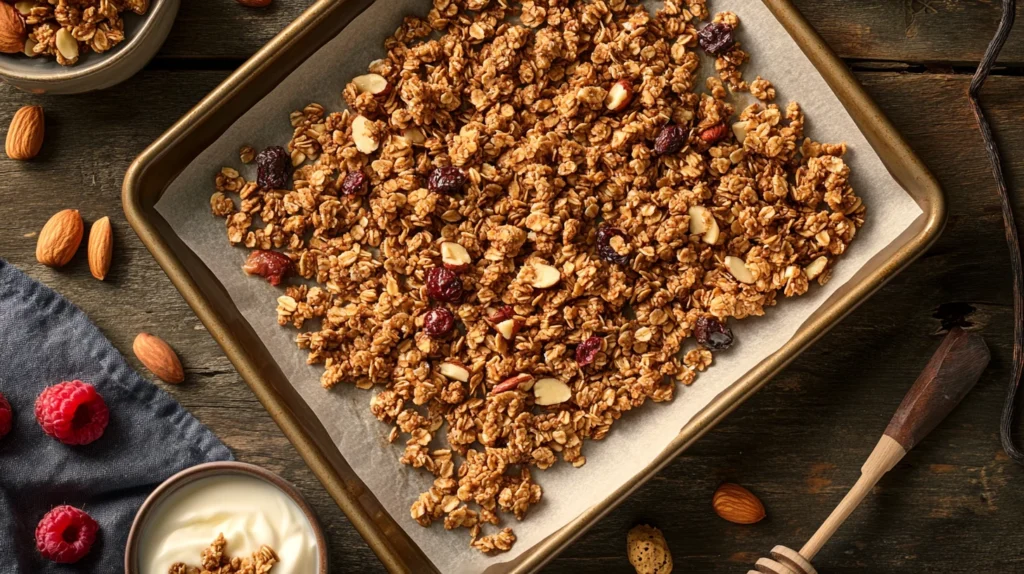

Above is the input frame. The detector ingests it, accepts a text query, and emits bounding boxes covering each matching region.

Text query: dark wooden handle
[884,328,990,451]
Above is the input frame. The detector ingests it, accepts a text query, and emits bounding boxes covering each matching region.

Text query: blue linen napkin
[0,259,233,572]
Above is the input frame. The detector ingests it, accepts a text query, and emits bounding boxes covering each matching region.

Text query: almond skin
[712,483,766,524]
[6,105,44,160]
[87,216,113,280]
[36,209,83,267]
[133,333,185,384]
[0,3,26,54]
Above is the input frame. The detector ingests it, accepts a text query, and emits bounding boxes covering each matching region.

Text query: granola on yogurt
[210,0,865,554]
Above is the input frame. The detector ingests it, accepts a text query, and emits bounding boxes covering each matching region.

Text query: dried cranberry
[697,22,735,56]
[694,316,734,350]
[242,249,292,286]
[256,146,290,190]
[654,125,686,156]
[427,167,467,195]
[425,267,464,303]
[423,308,456,338]
[596,225,631,265]
[575,336,602,366]
[340,170,369,196]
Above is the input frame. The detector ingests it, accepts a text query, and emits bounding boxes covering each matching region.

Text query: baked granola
[14,0,147,66]
[168,533,278,574]
[210,0,864,554]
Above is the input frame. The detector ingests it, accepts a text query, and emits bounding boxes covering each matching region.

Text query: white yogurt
[138,474,318,574]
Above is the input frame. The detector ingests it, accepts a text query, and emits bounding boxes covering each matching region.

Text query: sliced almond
[732,121,749,144]
[439,361,470,383]
[351,115,379,154]
[351,73,390,97]
[55,28,79,61]
[440,241,472,271]
[605,79,633,112]
[725,255,755,284]
[529,263,561,289]
[688,205,720,245]
[403,126,426,146]
[13,2,34,16]
[495,319,519,340]
[491,373,535,394]
[804,256,828,280]
[23,36,36,57]
[533,378,572,406]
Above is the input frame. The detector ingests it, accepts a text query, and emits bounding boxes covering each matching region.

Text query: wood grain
[153,1,1024,66]
[0,28,1023,574]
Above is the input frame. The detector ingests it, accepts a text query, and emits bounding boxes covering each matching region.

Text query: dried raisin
[596,225,631,265]
[428,167,467,195]
[256,146,290,190]
[575,336,602,366]
[340,170,369,196]
[697,23,735,56]
[654,125,686,156]
[694,316,734,350]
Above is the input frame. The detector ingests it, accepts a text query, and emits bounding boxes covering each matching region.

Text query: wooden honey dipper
[749,328,991,574]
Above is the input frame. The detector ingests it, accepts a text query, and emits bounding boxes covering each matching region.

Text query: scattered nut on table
[627,524,673,574]
[712,483,766,524]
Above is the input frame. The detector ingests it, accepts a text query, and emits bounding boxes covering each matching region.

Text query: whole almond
[36,209,83,267]
[133,333,185,384]
[236,0,272,6]
[6,105,44,160]
[699,123,728,144]
[0,2,26,54]
[88,216,113,280]
[712,483,766,524]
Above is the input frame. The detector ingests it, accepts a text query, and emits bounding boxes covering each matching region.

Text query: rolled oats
[21,0,145,66]
[209,0,864,554]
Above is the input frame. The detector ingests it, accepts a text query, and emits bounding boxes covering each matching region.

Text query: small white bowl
[0,0,179,95]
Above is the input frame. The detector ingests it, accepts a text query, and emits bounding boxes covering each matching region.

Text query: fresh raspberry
[35,381,109,446]
[35,505,99,564]
[0,392,11,439]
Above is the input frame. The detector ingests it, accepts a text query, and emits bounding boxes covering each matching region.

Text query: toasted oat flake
[208,0,864,555]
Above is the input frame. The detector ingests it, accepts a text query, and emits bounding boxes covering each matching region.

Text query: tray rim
[122,1,946,572]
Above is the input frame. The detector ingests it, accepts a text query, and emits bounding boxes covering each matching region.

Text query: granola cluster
[16,0,147,66]
[210,0,864,554]
[168,534,278,574]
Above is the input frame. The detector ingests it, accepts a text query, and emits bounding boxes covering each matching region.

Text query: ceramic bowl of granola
[0,0,179,95]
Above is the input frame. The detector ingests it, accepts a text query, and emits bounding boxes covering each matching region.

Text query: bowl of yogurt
[125,462,325,574]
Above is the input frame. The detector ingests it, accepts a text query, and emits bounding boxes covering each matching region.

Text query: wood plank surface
[3,1,1024,570]
[0,67,1021,572]
[156,1,1024,66]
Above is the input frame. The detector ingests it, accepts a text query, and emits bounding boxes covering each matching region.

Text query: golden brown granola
[168,533,278,574]
[210,0,864,554]
[18,0,147,66]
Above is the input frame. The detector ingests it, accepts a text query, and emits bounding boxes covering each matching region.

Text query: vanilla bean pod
[968,0,1021,463]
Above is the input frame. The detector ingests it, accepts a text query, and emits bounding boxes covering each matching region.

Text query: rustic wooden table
[1,1,1022,572]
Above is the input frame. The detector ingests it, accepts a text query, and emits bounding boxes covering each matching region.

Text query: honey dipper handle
[883,328,990,451]
[800,328,990,561]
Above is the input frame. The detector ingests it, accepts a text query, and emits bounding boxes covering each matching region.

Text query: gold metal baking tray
[123,1,945,571]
